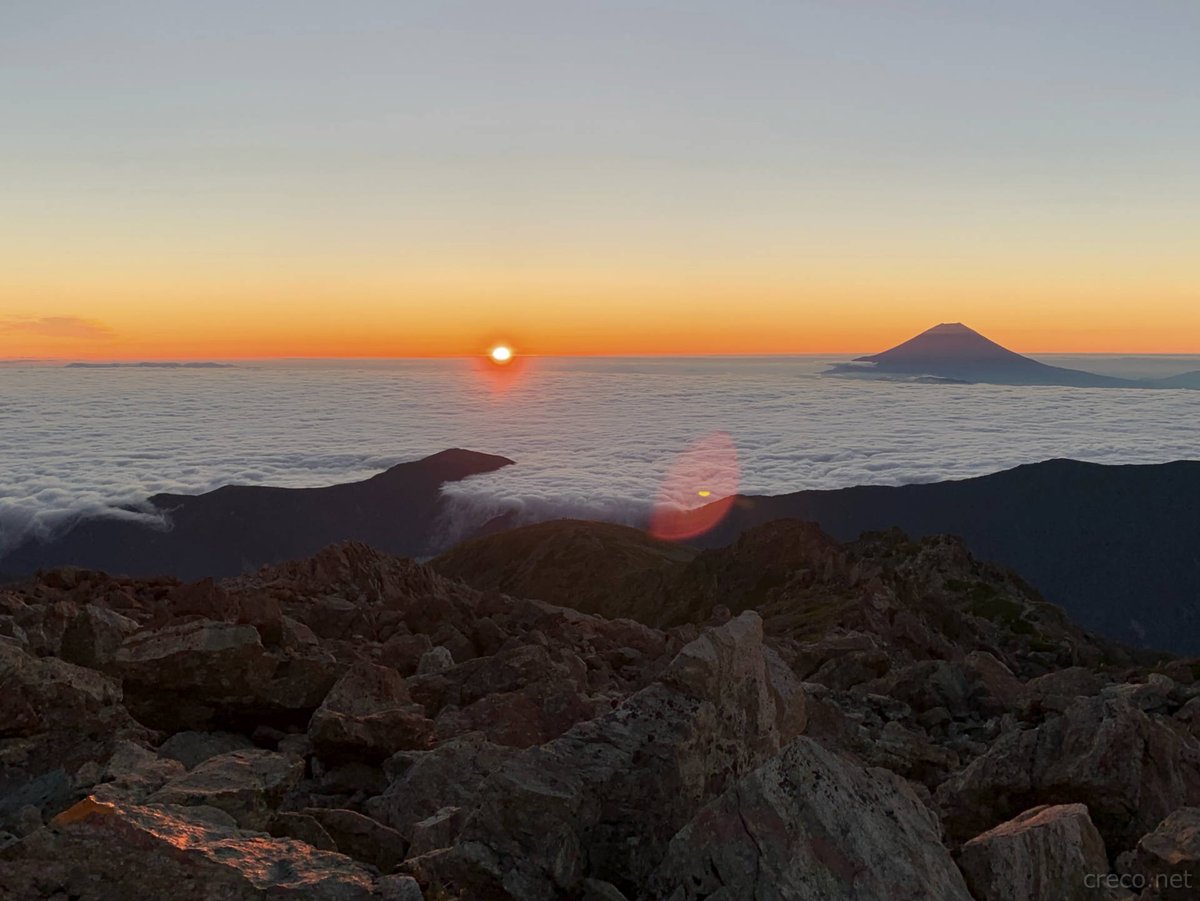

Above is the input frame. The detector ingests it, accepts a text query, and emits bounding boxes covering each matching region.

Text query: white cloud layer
[3,356,1200,553]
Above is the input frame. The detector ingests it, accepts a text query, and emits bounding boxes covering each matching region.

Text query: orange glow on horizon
[4,269,1200,359]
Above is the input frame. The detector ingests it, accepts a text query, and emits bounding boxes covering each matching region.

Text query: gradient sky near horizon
[2,1,1199,359]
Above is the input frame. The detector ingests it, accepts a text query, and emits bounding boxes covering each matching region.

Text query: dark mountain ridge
[0,449,512,580]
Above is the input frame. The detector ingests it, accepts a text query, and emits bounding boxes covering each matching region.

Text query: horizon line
[9,348,1200,366]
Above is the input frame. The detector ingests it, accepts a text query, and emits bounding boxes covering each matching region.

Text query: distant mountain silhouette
[0,449,512,580]
[692,459,1200,653]
[64,362,235,369]
[1143,370,1200,389]
[827,323,1140,387]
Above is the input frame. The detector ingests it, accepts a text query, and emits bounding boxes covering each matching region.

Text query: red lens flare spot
[649,431,740,542]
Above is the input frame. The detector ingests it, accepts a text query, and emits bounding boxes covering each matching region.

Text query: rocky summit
[3,522,1200,899]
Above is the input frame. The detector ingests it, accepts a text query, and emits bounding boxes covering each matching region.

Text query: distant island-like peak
[827,322,1198,389]
[855,322,1026,367]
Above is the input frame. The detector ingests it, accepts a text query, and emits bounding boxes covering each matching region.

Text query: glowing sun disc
[489,345,514,364]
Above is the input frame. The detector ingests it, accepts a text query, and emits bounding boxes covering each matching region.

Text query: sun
[489,345,514,365]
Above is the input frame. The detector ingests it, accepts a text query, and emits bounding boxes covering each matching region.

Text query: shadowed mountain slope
[0,449,512,581]
[438,458,1200,654]
[432,519,698,619]
[435,516,1132,673]
[694,458,1200,653]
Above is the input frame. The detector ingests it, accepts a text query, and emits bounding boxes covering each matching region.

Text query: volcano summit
[827,323,1198,388]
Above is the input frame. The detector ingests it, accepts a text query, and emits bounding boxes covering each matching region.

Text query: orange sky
[4,3,1199,360]
[4,261,1199,360]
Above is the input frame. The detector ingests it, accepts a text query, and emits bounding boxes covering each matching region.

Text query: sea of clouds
[3,355,1199,553]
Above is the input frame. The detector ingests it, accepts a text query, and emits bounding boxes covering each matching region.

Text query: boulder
[1130,806,1200,899]
[309,662,434,762]
[379,874,426,901]
[268,810,338,851]
[366,734,519,840]
[408,612,807,899]
[58,604,139,671]
[407,806,465,857]
[149,749,304,830]
[645,737,972,900]
[956,804,1116,901]
[0,769,75,835]
[158,730,257,770]
[433,680,598,748]
[90,740,186,803]
[0,796,377,900]
[964,650,1027,710]
[1,639,128,739]
[305,806,408,871]
[0,640,145,787]
[936,693,1200,852]
[115,619,338,732]
[382,633,433,675]
[416,646,454,675]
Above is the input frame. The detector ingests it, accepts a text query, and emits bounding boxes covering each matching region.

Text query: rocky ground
[3,520,1200,899]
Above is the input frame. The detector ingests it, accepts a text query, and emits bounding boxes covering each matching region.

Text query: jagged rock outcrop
[2,527,1196,900]
[407,612,807,899]
[645,737,972,900]
[936,690,1200,852]
[955,804,1117,901]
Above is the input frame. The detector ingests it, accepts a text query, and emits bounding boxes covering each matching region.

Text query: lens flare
[649,431,740,541]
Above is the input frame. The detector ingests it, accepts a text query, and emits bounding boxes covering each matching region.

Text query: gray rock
[158,730,256,770]
[366,734,518,840]
[381,632,433,676]
[407,805,465,856]
[304,806,408,871]
[91,740,186,803]
[1131,806,1200,899]
[0,769,74,833]
[12,804,42,837]
[309,661,434,762]
[148,748,304,830]
[59,604,139,671]
[268,810,338,851]
[416,646,454,676]
[645,737,972,900]
[379,874,426,901]
[957,804,1119,901]
[936,693,1200,852]
[408,612,807,899]
[115,618,337,732]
